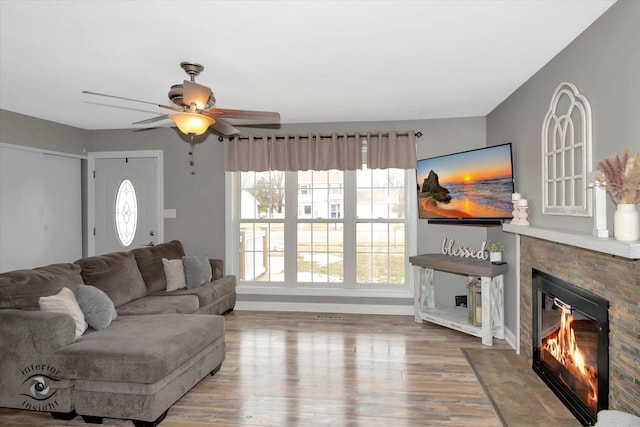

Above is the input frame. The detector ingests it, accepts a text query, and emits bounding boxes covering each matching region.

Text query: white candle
[512,193,521,201]
[476,306,482,324]
[518,198,528,207]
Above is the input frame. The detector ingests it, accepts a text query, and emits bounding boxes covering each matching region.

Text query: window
[355,167,406,284]
[114,179,138,247]
[232,166,412,289]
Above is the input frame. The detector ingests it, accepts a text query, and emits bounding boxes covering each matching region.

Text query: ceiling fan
[83,61,280,137]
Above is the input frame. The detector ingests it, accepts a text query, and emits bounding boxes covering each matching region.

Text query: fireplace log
[541,350,597,411]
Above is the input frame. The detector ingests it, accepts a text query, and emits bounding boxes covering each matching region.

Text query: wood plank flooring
[0,311,511,426]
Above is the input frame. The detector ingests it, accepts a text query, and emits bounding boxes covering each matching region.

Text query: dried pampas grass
[597,148,640,204]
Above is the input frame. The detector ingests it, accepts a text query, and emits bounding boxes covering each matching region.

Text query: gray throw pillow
[75,284,118,330]
[182,256,212,289]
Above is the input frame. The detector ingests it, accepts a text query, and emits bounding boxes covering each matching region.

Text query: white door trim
[87,150,164,256]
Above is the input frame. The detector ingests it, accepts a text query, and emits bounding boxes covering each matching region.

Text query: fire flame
[542,306,598,406]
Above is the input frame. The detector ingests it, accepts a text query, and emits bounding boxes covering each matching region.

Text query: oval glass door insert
[115,179,138,247]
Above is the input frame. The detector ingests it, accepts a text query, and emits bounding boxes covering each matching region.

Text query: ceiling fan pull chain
[189,135,196,175]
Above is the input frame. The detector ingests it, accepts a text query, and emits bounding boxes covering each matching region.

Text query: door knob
[143,241,155,247]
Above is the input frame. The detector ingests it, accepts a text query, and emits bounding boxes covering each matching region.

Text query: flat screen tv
[416,143,515,224]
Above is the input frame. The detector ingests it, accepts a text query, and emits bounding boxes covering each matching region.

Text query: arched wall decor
[541,82,593,216]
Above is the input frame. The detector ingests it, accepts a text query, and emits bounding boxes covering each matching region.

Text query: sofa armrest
[209,259,224,280]
[0,309,77,411]
[0,309,76,354]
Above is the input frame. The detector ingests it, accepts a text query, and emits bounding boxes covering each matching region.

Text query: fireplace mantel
[503,223,640,259]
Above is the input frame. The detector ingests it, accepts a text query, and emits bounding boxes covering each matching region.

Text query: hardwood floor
[0,311,511,426]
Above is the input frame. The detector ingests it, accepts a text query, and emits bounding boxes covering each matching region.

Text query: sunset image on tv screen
[416,144,515,219]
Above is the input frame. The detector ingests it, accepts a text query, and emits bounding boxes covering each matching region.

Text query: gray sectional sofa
[0,240,236,426]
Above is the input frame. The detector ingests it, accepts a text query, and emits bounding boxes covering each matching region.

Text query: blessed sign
[442,238,488,260]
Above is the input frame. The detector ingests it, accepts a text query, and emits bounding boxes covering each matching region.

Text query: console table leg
[422,268,435,309]
[414,266,422,323]
[481,276,492,346]
[414,267,434,323]
[491,275,505,340]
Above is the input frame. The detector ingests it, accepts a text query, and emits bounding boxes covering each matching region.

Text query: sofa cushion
[162,258,186,291]
[75,284,118,330]
[151,275,236,309]
[131,240,185,292]
[75,252,147,308]
[209,259,224,281]
[39,287,88,338]
[116,295,199,315]
[183,256,212,288]
[55,314,225,384]
[0,263,83,309]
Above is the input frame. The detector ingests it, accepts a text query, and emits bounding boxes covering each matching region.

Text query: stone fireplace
[519,235,639,418]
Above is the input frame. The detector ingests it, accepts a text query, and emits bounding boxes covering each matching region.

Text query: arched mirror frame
[541,81,593,217]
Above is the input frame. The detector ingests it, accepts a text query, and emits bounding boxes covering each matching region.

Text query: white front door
[89,151,163,256]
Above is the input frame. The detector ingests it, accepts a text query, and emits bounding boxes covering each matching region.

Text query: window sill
[237,284,413,299]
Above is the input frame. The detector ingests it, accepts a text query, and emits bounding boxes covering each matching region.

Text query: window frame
[225,169,417,298]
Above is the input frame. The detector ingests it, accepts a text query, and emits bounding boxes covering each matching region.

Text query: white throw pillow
[162,258,186,291]
[39,287,88,339]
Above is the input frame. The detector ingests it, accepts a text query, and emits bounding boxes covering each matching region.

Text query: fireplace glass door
[532,269,609,426]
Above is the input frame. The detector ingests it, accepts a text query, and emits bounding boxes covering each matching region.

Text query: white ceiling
[0,0,616,131]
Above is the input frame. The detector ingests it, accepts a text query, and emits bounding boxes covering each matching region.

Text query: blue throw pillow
[75,284,117,330]
[182,256,212,289]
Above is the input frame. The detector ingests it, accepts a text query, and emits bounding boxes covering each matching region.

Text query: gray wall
[86,128,227,260]
[0,109,89,258]
[414,117,489,307]
[0,109,87,155]
[487,0,640,336]
[487,0,639,233]
[254,119,489,310]
[85,117,488,309]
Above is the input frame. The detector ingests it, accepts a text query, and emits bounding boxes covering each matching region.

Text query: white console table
[409,254,507,346]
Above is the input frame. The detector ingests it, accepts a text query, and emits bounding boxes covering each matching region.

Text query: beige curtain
[366,131,417,169]
[224,135,271,172]
[224,133,362,172]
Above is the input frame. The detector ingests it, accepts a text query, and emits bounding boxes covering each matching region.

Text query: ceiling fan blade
[183,80,212,110]
[132,114,170,125]
[202,108,280,123]
[209,118,240,137]
[82,91,182,112]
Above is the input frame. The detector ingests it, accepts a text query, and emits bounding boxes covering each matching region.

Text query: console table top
[409,253,508,277]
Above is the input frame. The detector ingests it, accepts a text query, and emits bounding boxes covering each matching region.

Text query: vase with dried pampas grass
[597,149,640,242]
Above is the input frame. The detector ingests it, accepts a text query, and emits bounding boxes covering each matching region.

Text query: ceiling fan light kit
[169,112,214,136]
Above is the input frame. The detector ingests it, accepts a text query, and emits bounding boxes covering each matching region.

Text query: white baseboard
[235,301,414,316]
[504,326,517,351]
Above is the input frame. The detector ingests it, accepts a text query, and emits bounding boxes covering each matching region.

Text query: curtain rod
[220,131,422,142]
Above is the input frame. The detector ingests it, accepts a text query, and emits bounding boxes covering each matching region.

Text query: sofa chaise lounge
[0,240,236,426]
